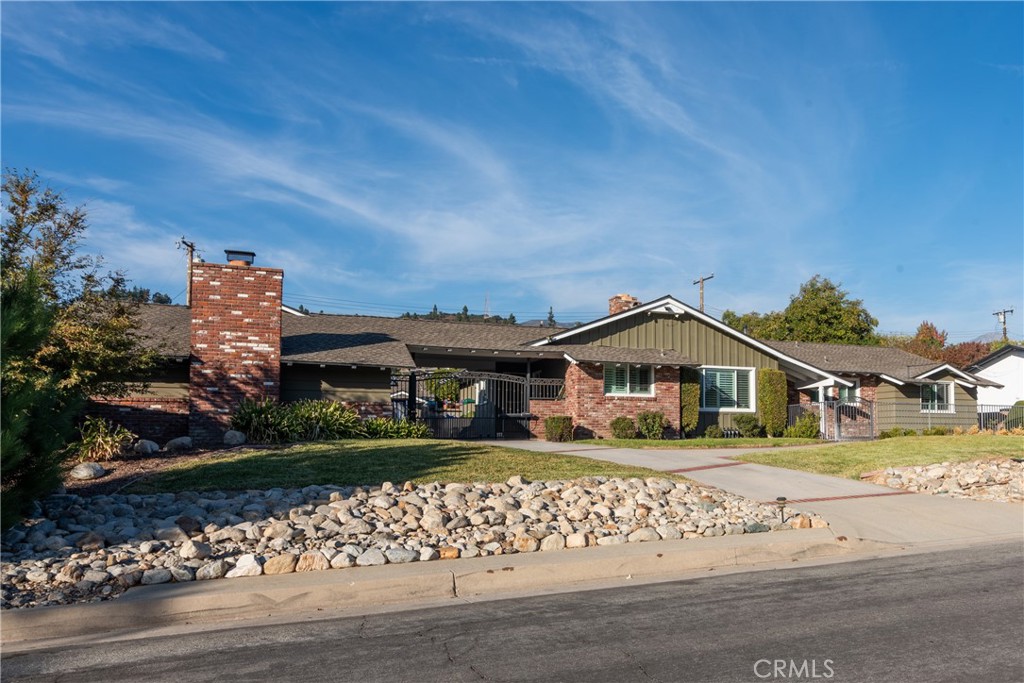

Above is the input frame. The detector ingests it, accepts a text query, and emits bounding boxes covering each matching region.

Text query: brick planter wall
[87,398,189,445]
[189,263,283,445]
[564,363,681,439]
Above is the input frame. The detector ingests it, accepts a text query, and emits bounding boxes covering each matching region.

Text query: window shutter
[604,366,627,394]
[735,370,750,409]
[631,366,652,394]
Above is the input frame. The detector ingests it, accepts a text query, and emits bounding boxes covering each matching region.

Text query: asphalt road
[3,542,1022,683]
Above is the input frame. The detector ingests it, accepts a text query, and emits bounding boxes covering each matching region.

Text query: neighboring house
[967,344,1024,406]
[764,341,1001,437]
[101,250,997,444]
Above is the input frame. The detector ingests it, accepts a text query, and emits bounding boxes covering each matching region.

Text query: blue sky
[3,2,1021,340]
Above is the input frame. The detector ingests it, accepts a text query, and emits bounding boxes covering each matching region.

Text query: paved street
[3,542,1021,683]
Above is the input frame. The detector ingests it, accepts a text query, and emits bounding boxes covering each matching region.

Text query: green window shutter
[604,366,627,394]
[735,370,750,409]
[630,366,652,394]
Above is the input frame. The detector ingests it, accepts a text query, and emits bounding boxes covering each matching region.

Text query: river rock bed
[861,458,1023,503]
[1,476,827,610]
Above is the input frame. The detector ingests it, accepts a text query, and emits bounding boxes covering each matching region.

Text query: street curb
[0,529,854,646]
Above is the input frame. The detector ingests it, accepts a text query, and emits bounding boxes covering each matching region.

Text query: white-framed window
[604,364,654,396]
[700,367,754,412]
[838,379,860,402]
[921,382,954,413]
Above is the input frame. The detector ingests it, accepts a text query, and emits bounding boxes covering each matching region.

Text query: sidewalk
[496,440,1024,546]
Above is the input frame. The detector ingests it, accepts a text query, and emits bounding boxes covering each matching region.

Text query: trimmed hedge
[704,424,724,439]
[680,368,701,436]
[545,415,574,442]
[757,368,788,437]
[610,416,637,439]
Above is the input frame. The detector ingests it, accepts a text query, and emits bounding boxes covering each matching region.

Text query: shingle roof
[135,304,191,357]
[764,341,943,382]
[557,345,696,366]
[135,304,572,367]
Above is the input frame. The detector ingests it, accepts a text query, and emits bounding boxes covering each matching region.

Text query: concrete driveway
[496,440,1024,547]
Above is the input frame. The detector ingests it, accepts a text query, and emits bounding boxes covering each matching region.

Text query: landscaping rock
[196,560,229,581]
[296,551,330,572]
[141,568,172,585]
[862,458,1022,503]
[163,436,193,452]
[133,440,160,455]
[356,549,387,566]
[224,430,246,446]
[70,463,106,481]
[180,540,212,560]
[225,554,263,578]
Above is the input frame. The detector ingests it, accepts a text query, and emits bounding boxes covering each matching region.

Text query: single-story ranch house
[94,251,1002,445]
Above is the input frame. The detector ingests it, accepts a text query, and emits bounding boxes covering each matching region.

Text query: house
[967,344,1024,407]
[98,250,998,444]
[764,341,1001,437]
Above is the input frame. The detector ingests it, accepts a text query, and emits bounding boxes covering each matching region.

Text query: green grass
[127,439,677,494]
[576,437,822,449]
[735,435,1024,480]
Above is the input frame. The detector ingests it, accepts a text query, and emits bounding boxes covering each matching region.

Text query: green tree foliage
[723,275,878,344]
[1,269,82,525]
[547,306,557,327]
[423,369,460,403]
[2,170,156,398]
[151,292,172,304]
[2,170,157,523]
[756,368,788,437]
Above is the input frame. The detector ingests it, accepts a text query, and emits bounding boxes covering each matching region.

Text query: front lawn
[576,437,822,449]
[735,435,1024,480]
[126,439,677,494]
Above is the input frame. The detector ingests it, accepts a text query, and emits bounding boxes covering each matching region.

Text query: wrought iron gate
[391,370,555,440]
[821,399,874,441]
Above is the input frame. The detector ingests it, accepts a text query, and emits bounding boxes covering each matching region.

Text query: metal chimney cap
[225,249,256,266]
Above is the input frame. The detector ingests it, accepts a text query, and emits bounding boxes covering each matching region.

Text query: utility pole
[177,237,198,306]
[692,273,714,313]
[993,308,1014,342]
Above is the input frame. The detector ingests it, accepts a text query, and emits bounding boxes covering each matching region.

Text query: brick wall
[189,263,283,445]
[527,398,569,438]
[563,362,680,439]
[87,397,189,445]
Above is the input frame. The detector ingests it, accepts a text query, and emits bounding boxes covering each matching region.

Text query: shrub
[289,400,362,441]
[680,368,701,436]
[879,427,918,439]
[71,416,136,462]
[733,414,765,438]
[610,416,637,439]
[703,424,724,439]
[783,412,820,439]
[231,398,293,444]
[363,417,431,439]
[545,416,574,442]
[757,368,788,437]
[922,425,951,436]
[636,411,667,440]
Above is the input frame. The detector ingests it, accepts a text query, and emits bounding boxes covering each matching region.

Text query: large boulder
[223,430,246,446]
[164,436,193,452]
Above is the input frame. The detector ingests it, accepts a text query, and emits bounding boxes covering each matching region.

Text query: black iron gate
[820,398,874,441]
[390,370,541,439]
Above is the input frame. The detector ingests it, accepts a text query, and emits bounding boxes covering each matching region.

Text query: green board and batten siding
[567,314,780,431]
[873,369,980,432]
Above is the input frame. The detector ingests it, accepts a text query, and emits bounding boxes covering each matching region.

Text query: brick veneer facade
[189,263,283,445]
[562,362,681,439]
[87,397,189,444]
[527,397,569,439]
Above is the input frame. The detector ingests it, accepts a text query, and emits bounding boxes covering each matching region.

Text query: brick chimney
[609,293,641,316]
[189,250,283,445]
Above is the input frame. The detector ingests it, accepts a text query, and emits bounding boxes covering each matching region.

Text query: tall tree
[903,321,948,361]
[547,306,556,327]
[723,275,878,344]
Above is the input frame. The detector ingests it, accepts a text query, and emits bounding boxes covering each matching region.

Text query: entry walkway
[494,441,1024,547]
